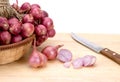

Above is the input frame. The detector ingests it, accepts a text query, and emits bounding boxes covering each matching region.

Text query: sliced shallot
[72,57,83,69]
[63,62,71,68]
[57,49,72,63]
[83,55,96,67]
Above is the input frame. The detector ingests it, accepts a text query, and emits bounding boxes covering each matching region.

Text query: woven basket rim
[0,35,35,50]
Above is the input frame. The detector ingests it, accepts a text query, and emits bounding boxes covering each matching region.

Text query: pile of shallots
[0,1,55,46]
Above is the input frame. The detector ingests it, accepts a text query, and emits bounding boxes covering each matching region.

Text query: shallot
[29,38,47,68]
[42,45,63,60]
[47,29,56,37]
[20,2,31,13]
[21,23,34,38]
[22,14,34,23]
[0,31,11,45]
[35,25,47,36]
[11,35,22,43]
[57,49,72,63]
[0,17,9,31]
[42,17,54,30]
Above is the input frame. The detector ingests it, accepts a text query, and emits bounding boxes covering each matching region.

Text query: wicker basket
[0,35,35,65]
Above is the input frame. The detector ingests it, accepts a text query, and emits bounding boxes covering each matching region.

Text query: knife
[71,32,120,65]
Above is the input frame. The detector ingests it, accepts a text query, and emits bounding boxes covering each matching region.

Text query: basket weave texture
[0,35,35,64]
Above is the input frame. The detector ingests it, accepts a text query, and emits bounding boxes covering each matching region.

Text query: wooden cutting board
[0,33,120,82]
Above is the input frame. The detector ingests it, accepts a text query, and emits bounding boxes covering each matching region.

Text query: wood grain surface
[0,33,120,82]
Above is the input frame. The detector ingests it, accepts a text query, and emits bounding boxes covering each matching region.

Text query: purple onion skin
[21,23,34,38]
[0,31,11,45]
[11,35,22,43]
[0,17,9,31]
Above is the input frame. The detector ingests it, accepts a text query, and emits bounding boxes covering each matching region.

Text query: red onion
[31,4,40,9]
[8,17,19,26]
[36,35,48,46]
[9,23,21,35]
[29,38,47,68]
[35,25,47,36]
[0,17,9,31]
[57,49,72,63]
[72,57,83,69]
[20,2,31,13]
[47,29,56,37]
[21,23,34,38]
[41,10,49,18]
[0,31,11,45]
[30,7,42,19]
[22,14,34,23]
[42,17,54,30]
[11,35,22,43]
[42,45,63,60]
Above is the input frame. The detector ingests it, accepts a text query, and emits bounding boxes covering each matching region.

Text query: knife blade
[71,32,120,65]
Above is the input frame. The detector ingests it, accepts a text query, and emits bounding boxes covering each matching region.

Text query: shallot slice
[72,57,83,69]
[83,55,96,67]
[57,49,72,63]
[63,62,71,68]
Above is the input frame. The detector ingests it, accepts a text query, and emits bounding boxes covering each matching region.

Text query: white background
[10,0,120,34]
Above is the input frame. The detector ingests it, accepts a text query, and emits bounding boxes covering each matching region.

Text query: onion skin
[42,45,63,60]
[41,10,48,18]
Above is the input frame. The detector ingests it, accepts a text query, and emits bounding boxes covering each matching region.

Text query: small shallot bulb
[42,45,63,60]
[35,25,47,36]
[0,17,9,31]
[11,35,22,43]
[22,14,34,23]
[29,38,47,68]
[20,2,31,13]
[57,49,72,63]
[21,23,34,38]
[0,31,11,45]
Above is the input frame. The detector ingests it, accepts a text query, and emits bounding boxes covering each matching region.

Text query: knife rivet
[113,53,116,55]
[105,49,108,51]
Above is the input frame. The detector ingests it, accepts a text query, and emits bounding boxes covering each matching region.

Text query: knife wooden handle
[100,48,120,65]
